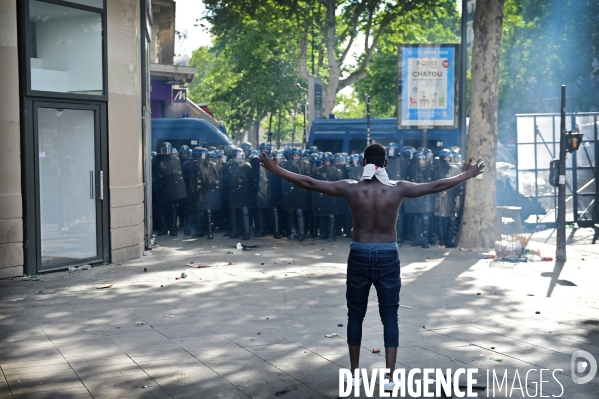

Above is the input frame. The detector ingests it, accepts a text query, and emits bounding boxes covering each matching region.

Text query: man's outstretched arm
[259,154,347,197]
[398,157,486,198]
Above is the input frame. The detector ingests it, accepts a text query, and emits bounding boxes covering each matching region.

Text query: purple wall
[151,81,172,118]
[151,100,164,118]
[151,81,172,101]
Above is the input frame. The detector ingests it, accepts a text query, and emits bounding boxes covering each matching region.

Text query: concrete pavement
[1,230,598,398]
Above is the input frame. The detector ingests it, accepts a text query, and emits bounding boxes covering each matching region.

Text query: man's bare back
[341,179,403,243]
[259,151,484,242]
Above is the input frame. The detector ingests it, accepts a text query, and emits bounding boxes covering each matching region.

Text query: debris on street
[95,284,113,289]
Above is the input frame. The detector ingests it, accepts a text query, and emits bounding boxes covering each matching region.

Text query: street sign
[398,45,457,127]
[172,87,188,103]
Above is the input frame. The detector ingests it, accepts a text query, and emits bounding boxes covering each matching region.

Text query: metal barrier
[515,112,598,228]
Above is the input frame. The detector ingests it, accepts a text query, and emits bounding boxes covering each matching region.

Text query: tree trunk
[458,0,505,249]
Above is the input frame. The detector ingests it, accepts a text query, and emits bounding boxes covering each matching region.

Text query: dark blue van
[151,118,232,151]
[308,118,460,155]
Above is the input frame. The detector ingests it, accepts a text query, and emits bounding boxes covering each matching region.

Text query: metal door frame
[23,99,110,273]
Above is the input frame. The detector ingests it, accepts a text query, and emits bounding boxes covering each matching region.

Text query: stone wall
[107,0,145,263]
[0,0,23,278]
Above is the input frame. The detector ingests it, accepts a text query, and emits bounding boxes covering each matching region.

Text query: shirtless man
[259,143,485,389]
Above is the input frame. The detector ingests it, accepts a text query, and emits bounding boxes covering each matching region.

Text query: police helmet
[241,142,253,152]
[439,149,452,162]
[290,147,302,158]
[151,151,157,158]
[232,148,245,159]
[209,151,219,159]
[334,153,347,164]
[283,147,293,161]
[310,154,322,167]
[159,142,173,155]
[349,154,360,166]
[421,148,433,161]
[387,144,400,158]
[250,150,260,158]
[179,145,191,157]
[259,142,272,153]
[322,152,334,163]
[224,145,237,158]
[412,151,427,167]
[451,149,461,163]
[400,148,412,159]
[309,146,319,154]
[303,150,311,159]
[191,147,209,159]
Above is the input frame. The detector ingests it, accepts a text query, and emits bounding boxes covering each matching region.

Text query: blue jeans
[346,247,401,347]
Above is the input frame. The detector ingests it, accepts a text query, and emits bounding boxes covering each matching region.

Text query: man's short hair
[364,143,386,167]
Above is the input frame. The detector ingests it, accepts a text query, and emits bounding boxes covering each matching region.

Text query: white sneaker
[344,371,362,386]
[384,375,396,391]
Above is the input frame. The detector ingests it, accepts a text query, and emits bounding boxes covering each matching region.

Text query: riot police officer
[405,151,436,248]
[255,142,283,239]
[228,148,259,240]
[311,152,343,241]
[241,142,253,158]
[153,142,187,236]
[435,149,461,247]
[346,154,363,180]
[386,144,404,244]
[186,147,208,237]
[280,148,309,241]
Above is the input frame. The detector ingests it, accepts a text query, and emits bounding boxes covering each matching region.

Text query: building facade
[0,0,156,277]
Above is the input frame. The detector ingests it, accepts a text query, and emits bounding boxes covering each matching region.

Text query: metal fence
[515,112,598,227]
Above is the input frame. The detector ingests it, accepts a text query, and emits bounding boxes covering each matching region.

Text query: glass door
[34,102,105,270]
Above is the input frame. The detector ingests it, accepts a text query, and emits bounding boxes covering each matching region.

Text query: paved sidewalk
[1,231,598,398]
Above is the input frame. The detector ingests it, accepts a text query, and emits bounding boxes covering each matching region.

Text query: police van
[151,118,232,151]
[307,118,461,155]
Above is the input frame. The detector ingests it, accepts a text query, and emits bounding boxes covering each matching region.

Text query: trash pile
[483,235,552,263]
[494,238,524,260]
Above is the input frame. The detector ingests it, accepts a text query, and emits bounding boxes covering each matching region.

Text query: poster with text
[400,46,455,126]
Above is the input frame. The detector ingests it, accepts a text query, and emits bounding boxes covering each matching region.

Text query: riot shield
[187,159,202,210]
[257,168,282,208]
[404,166,436,214]
[311,165,345,216]
[154,154,187,204]
[346,165,363,181]
[281,160,309,210]
[435,163,461,217]
[386,157,402,180]
[228,157,259,208]
[201,159,223,211]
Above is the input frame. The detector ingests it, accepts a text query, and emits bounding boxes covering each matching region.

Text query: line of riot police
[151,141,464,248]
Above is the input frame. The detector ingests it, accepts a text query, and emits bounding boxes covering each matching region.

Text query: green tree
[353,0,460,117]
[188,13,304,144]
[459,0,505,249]
[202,0,447,117]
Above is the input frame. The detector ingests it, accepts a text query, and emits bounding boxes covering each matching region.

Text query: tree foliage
[498,0,599,139]
[188,9,304,143]
[352,0,460,117]
[202,0,445,118]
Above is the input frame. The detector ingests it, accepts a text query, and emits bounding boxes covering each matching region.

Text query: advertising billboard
[398,45,457,127]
